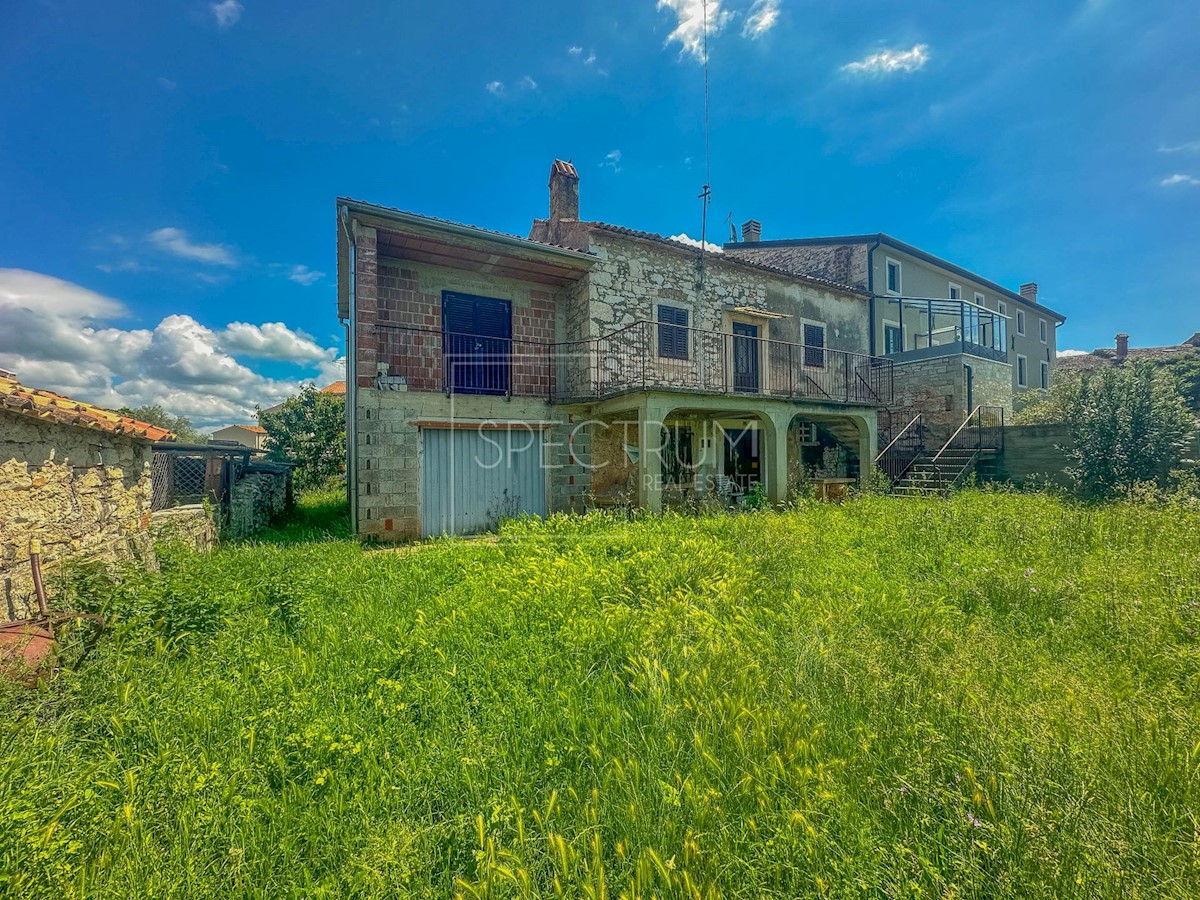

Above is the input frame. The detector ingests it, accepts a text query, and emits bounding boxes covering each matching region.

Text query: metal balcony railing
[374,321,895,406]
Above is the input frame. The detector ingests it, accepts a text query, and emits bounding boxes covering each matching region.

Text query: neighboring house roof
[218,424,267,435]
[0,376,174,441]
[723,232,1066,321]
[1057,338,1200,374]
[319,381,346,395]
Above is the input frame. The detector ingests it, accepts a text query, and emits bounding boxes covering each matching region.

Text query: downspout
[866,236,883,358]
[338,205,358,533]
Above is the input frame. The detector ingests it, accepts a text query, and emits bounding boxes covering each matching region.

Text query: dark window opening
[443,291,512,395]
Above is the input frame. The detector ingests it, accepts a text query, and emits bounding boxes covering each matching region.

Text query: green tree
[257,385,346,491]
[117,404,204,443]
[1058,362,1196,498]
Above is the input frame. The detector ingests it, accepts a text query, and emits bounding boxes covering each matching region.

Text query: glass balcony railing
[881,297,1008,363]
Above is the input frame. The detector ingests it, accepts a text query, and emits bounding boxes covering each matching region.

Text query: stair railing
[875,413,924,483]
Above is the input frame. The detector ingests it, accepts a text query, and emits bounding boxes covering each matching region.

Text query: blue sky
[1,0,1197,428]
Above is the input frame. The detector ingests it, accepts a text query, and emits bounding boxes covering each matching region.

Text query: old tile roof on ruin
[0,375,174,442]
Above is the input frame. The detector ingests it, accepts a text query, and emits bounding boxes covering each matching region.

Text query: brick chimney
[1019,282,1038,304]
[549,159,579,222]
[741,219,761,243]
[1115,333,1129,359]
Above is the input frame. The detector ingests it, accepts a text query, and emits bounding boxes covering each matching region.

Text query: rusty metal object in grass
[0,539,107,684]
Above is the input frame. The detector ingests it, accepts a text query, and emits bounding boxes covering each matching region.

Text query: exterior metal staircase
[876,406,1005,497]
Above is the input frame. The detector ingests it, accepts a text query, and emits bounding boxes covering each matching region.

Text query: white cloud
[519,75,538,91]
[0,269,337,431]
[218,322,333,364]
[285,264,323,286]
[568,46,583,55]
[743,0,781,38]
[1058,349,1090,357]
[841,43,930,77]
[1158,140,1200,154]
[668,233,724,253]
[1160,173,1200,187]
[658,0,731,61]
[148,227,237,266]
[158,76,177,90]
[600,149,623,173]
[485,81,504,95]
[211,0,243,28]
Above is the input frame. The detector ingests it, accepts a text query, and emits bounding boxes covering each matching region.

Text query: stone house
[1,375,172,621]
[724,231,1067,435]
[338,161,894,540]
[1056,331,1200,377]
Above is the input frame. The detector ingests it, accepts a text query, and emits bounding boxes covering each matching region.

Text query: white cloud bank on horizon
[668,233,724,253]
[841,44,930,77]
[0,268,344,432]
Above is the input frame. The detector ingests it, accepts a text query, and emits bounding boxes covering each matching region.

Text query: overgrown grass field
[2,492,1199,898]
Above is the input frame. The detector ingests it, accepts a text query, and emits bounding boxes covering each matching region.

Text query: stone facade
[1,412,154,621]
[340,171,887,540]
[890,355,1013,443]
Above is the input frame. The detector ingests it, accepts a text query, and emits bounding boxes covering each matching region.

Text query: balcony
[882,297,1008,364]
[375,320,893,406]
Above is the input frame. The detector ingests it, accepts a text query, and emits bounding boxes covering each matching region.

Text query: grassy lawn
[2,492,1199,898]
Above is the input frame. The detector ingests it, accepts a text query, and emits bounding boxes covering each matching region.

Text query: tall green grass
[2,492,1198,898]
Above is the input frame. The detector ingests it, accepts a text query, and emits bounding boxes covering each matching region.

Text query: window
[1040,361,1049,390]
[1016,309,1026,335]
[884,322,904,355]
[442,291,512,395]
[1039,318,1047,343]
[974,291,986,307]
[803,321,826,368]
[794,422,818,445]
[999,300,1008,317]
[657,304,689,359]
[948,283,962,300]
[1017,354,1028,388]
[885,258,902,295]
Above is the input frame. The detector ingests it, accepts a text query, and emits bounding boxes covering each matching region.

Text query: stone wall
[889,355,1013,444]
[224,465,292,541]
[1,412,154,622]
[583,232,871,352]
[148,505,218,553]
[982,425,1200,490]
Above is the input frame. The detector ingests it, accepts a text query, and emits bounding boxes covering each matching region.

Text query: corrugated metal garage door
[420,427,546,537]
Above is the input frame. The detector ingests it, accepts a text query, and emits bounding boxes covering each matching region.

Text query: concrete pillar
[854,412,879,485]
[763,410,793,504]
[637,401,667,513]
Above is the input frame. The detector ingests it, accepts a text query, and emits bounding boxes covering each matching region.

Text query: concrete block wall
[1,412,154,622]
[355,389,588,540]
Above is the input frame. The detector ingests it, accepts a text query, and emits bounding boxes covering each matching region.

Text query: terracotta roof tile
[319,381,346,394]
[0,376,174,442]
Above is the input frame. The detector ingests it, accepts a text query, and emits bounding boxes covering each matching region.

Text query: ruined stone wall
[583,233,871,352]
[148,505,218,553]
[1,412,153,621]
[225,467,292,541]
